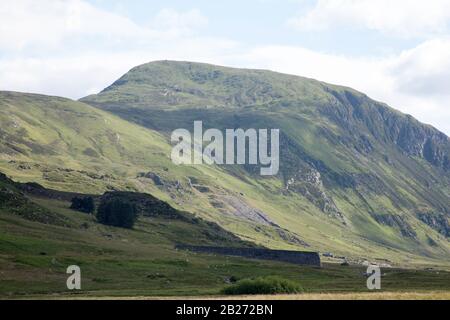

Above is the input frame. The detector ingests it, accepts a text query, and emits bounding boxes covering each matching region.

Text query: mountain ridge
[81,61,450,172]
[82,60,447,130]
[80,61,450,263]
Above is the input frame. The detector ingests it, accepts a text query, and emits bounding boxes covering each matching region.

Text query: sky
[1,0,450,134]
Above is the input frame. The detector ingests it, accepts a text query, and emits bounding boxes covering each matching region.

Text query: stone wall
[176,245,321,267]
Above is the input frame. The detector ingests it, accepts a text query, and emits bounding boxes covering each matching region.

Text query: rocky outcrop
[325,88,450,171]
[137,172,164,186]
[215,195,279,227]
[417,212,450,237]
[372,214,417,238]
[286,168,344,220]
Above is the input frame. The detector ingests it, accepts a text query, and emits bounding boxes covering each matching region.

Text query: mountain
[81,61,450,265]
[1,61,449,267]
[3,174,449,297]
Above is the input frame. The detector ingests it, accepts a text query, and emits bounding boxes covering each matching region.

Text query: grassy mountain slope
[0,91,173,193]
[81,60,330,110]
[80,61,450,266]
[0,91,328,254]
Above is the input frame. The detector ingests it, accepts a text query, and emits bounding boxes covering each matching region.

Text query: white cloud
[389,38,450,96]
[0,0,147,52]
[288,0,450,38]
[0,39,238,99]
[0,0,232,98]
[152,8,208,36]
[0,0,209,53]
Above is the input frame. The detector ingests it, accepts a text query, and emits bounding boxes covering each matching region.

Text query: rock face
[324,88,450,171]
[372,214,417,238]
[219,195,279,226]
[176,245,321,267]
[417,212,450,237]
[286,168,342,219]
[137,172,164,186]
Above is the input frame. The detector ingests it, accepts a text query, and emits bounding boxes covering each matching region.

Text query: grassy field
[1,194,449,299]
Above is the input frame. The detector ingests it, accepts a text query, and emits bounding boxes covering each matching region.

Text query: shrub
[96,198,137,229]
[222,276,303,295]
[70,197,95,214]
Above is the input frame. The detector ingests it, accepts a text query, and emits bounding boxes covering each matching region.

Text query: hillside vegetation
[82,61,450,266]
[1,173,449,298]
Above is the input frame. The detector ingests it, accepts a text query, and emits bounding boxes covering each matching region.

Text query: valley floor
[1,186,449,300]
[203,291,450,300]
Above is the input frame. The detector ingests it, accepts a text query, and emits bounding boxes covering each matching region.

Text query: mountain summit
[82,60,331,109]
